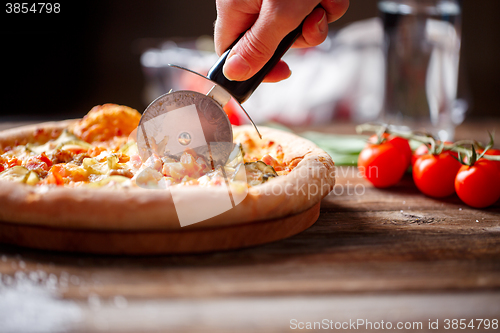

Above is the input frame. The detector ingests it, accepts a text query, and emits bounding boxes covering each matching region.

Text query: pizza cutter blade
[137,89,234,169]
[138,5,316,167]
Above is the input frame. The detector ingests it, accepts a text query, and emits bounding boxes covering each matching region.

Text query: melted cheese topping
[0,104,296,189]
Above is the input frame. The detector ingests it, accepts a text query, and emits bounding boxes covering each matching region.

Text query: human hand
[214,0,349,82]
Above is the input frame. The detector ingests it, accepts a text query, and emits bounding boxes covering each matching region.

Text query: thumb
[222,35,272,82]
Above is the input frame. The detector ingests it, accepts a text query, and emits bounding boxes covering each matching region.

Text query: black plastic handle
[207,8,316,104]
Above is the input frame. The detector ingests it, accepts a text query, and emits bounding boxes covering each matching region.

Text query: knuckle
[302,28,327,47]
[269,4,304,27]
[238,31,274,65]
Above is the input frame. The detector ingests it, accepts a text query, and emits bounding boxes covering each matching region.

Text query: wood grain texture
[0,120,499,332]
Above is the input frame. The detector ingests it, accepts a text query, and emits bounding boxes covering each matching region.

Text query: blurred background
[1,0,499,122]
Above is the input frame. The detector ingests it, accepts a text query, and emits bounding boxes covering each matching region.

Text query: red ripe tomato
[455,159,500,208]
[369,134,412,169]
[358,140,407,188]
[412,151,462,198]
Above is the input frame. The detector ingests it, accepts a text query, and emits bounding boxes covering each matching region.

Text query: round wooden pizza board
[0,203,320,255]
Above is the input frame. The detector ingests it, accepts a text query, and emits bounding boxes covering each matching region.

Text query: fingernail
[223,53,251,81]
[317,11,327,34]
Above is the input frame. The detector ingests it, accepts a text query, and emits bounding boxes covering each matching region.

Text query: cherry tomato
[358,140,407,188]
[369,134,412,169]
[455,159,500,208]
[412,151,462,198]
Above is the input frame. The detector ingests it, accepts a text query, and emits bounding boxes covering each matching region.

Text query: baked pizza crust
[0,122,335,231]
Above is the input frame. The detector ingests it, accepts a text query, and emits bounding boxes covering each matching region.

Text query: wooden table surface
[0,120,499,333]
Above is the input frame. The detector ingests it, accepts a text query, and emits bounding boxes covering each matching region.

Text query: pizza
[0,104,335,230]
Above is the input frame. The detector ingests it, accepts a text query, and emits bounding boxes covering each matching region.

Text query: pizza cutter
[138,7,316,168]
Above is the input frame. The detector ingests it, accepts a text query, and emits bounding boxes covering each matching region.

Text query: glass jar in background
[379,0,463,141]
